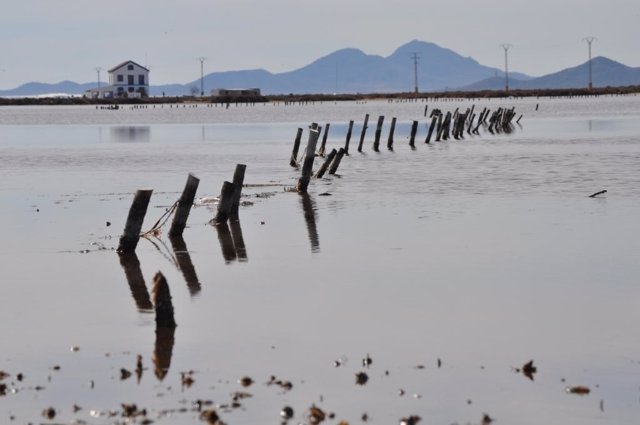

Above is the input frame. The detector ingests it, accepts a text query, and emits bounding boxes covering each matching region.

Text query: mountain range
[1,40,639,97]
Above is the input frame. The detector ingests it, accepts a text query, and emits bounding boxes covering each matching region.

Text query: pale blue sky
[1,0,639,88]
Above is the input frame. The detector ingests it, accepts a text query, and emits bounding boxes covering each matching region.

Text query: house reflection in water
[110,126,151,143]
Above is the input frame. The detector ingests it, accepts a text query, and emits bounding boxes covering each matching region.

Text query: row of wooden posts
[117,165,247,254]
[290,106,522,193]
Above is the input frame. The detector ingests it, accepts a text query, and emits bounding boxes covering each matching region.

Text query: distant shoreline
[1,86,639,106]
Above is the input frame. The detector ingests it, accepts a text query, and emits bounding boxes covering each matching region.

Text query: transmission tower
[95,67,102,89]
[500,44,512,92]
[583,37,597,90]
[411,52,420,94]
[197,57,207,96]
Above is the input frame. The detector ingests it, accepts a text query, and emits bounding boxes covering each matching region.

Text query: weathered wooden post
[152,271,176,329]
[425,116,437,143]
[424,105,428,117]
[435,114,444,142]
[328,148,346,175]
[442,112,452,140]
[315,148,337,179]
[387,117,397,150]
[289,128,303,167]
[373,115,384,152]
[229,164,246,220]
[211,181,235,225]
[409,120,418,148]
[168,174,199,238]
[318,123,330,157]
[296,123,321,193]
[344,120,354,154]
[118,189,153,253]
[357,114,369,153]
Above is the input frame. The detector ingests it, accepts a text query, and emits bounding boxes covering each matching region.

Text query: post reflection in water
[214,219,248,264]
[118,252,153,312]
[229,219,248,262]
[169,235,201,295]
[215,223,238,264]
[153,326,175,381]
[300,193,320,253]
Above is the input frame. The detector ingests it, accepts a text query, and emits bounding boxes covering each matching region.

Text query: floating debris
[181,371,195,388]
[135,355,144,382]
[482,413,494,424]
[355,372,369,385]
[398,389,405,396]
[280,406,294,420]
[399,415,421,425]
[588,190,607,198]
[362,354,372,368]
[566,385,591,395]
[42,407,56,420]
[200,409,221,424]
[121,403,146,418]
[70,346,80,352]
[437,358,442,368]
[267,376,293,391]
[0,371,9,381]
[120,368,132,380]
[238,376,253,387]
[318,192,332,196]
[362,412,369,422]
[308,405,326,424]
[522,360,537,381]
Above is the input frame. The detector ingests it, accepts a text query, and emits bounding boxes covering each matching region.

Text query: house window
[128,87,134,93]
[117,74,123,82]
[138,75,145,85]
[128,75,134,85]
[127,64,134,70]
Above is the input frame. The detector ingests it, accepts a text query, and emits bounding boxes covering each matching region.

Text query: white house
[85,60,150,99]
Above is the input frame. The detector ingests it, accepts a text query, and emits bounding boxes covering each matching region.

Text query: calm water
[1,97,640,424]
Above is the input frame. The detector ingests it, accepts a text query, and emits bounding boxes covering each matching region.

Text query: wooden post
[169,174,199,238]
[229,164,246,220]
[212,181,235,225]
[357,113,369,153]
[152,271,176,329]
[328,148,346,175]
[289,128,303,167]
[315,148,337,178]
[344,120,354,154]
[424,105,428,117]
[118,189,153,254]
[387,117,397,150]
[373,115,384,152]
[425,116,437,143]
[318,123,330,157]
[296,123,321,193]
[435,114,444,142]
[409,120,418,147]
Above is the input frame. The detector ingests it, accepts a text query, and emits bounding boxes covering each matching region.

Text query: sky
[1,0,639,89]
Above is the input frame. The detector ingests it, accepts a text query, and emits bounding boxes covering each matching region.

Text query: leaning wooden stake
[315,148,337,178]
[296,123,321,193]
[230,164,246,220]
[212,181,235,225]
[409,120,418,148]
[289,128,303,167]
[357,114,369,152]
[152,271,176,329]
[344,120,354,154]
[387,117,397,150]
[169,174,199,238]
[373,115,384,152]
[328,148,346,175]
[425,116,437,143]
[118,189,153,253]
[318,123,330,157]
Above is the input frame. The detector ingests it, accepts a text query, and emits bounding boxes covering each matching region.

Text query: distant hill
[0,81,99,97]
[3,42,640,97]
[462,57,640,91]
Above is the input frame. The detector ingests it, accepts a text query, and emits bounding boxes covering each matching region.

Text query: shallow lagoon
[1,97,640,424]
